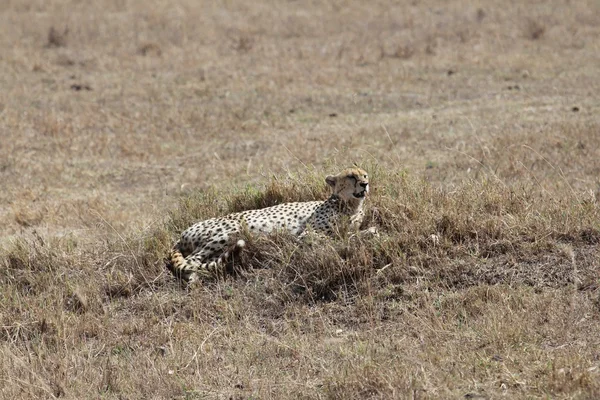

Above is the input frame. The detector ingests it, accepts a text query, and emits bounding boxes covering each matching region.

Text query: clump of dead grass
[137,42,162,57]
[46,26,68,48]
[524,18,546,40]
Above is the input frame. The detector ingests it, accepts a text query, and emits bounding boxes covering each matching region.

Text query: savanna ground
[1,0,600,398]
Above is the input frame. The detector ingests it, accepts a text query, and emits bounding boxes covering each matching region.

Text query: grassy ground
[1,0,600,398]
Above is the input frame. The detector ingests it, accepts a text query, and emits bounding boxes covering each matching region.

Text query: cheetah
[168,167,370,282]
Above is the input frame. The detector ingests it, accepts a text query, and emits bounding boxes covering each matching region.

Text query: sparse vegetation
[1,0,600,398]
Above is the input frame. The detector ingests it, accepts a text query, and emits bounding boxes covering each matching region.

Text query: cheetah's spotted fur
[168,168,370,282]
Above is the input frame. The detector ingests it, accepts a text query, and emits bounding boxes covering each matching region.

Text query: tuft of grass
[46,26,68,48]
[524,18,546,40]
[137,42,162,57]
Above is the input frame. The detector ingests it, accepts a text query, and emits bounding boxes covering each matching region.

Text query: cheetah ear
[325,175,337,188]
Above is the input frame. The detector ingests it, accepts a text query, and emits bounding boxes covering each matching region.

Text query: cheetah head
[326,167,369,202]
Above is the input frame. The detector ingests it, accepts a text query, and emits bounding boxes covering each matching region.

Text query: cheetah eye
[363,175,367,179]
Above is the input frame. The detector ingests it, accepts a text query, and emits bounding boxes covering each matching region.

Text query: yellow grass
[1,0,600,398]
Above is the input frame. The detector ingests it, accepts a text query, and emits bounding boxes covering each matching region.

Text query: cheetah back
[178,200,336,256]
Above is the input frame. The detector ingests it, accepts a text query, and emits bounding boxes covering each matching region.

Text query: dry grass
[1,0,600,398]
